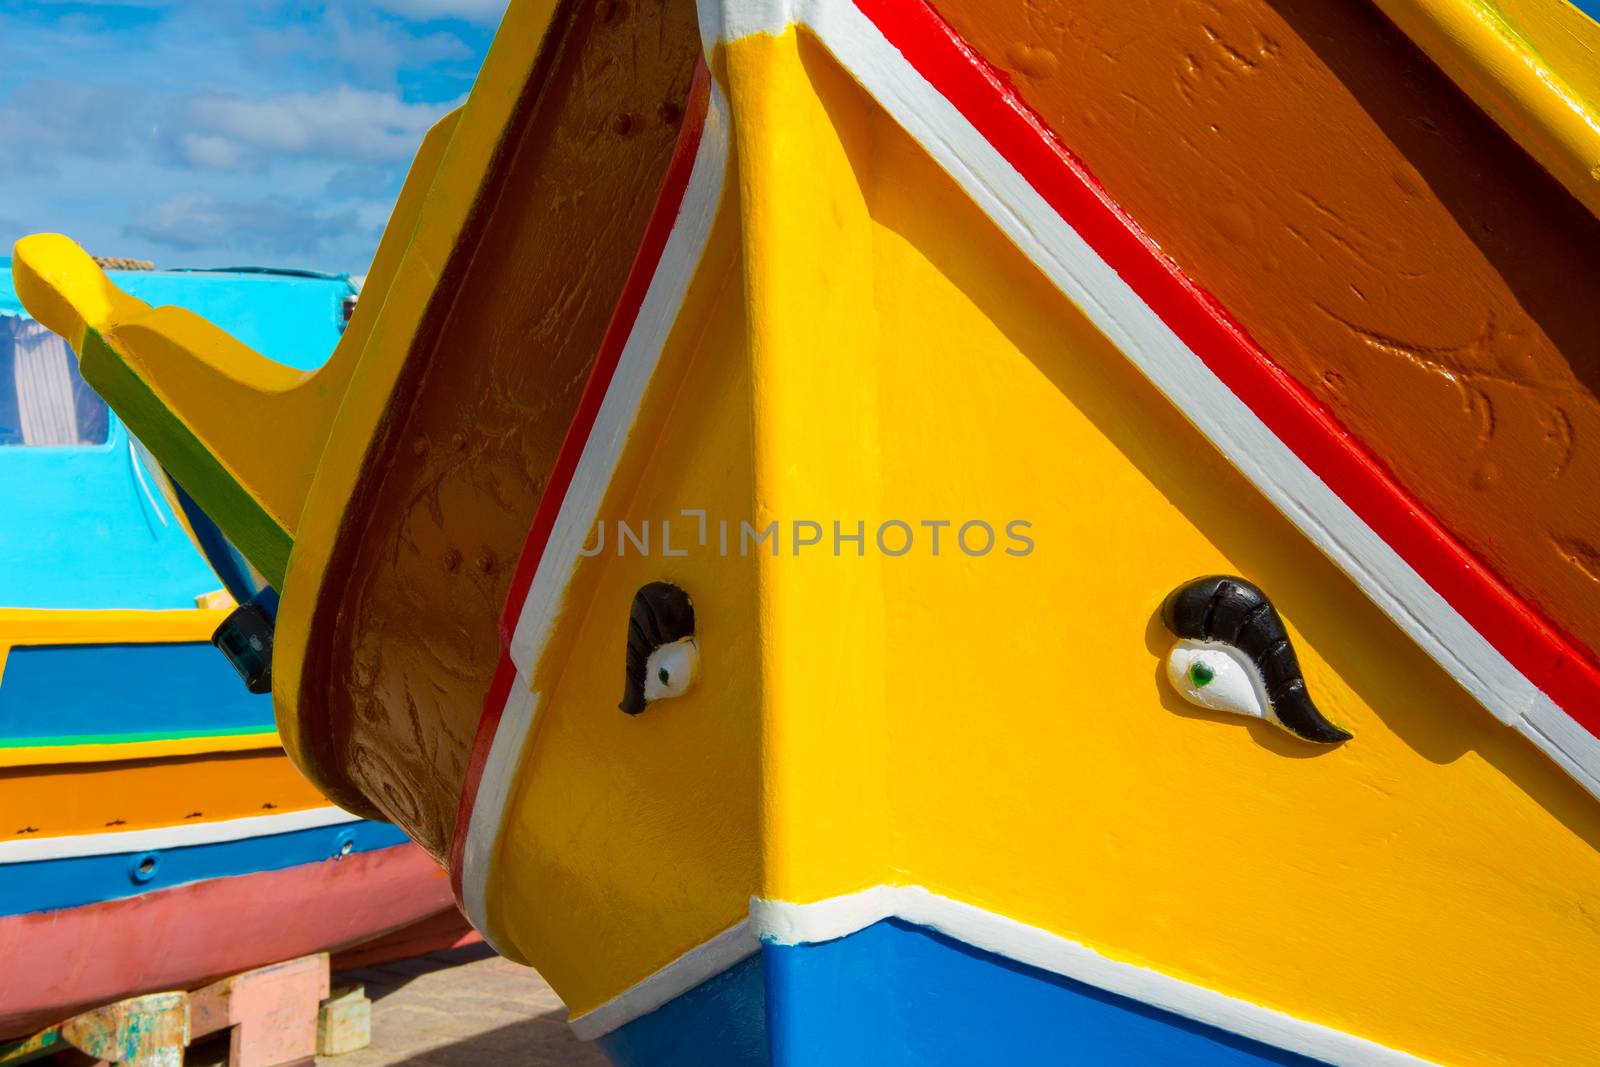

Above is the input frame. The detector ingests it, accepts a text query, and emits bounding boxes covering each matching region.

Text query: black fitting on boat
[212,587,279,695]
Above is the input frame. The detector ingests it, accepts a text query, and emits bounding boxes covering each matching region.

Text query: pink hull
[330,906,483,972]
[0,844,458,1038]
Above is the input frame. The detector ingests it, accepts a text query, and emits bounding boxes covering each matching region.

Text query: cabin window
[0,316,109,446]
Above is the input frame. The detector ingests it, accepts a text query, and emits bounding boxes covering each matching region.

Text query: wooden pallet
[0,954,369,1067]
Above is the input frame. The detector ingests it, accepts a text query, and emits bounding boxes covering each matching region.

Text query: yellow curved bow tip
[12,232,339,589]
[11,234,147,352]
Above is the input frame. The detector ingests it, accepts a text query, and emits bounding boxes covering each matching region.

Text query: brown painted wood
[298,0,703,857]
[934,0,1600,655]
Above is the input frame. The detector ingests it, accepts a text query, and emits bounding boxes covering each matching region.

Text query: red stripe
[449,61,715,903]
[853,0,1600,734]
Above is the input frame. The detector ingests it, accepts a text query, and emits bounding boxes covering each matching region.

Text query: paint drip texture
[312,0,702,859]
[935,0,1600,656]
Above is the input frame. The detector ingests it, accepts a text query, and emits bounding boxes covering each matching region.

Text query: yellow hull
[473,30,1600,1063]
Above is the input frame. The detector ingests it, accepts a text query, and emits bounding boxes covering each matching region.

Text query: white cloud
[177,86,456,169]
[0,0,496,272]
[126,191,366,256]
[174,133,243,170]
[250,9,473,88]
[0,80,138,169]
[369,0,510,24]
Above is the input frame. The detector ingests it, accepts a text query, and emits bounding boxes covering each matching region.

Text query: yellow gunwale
[0,608,280,767]
[1373,0,1600,218]
[0,731,281,769]
[0,607,230,679]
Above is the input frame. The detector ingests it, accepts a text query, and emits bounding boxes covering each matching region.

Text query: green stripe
[0,725,277,749]
[80,328,293,587]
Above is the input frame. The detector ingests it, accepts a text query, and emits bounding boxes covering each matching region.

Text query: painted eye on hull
[1166,641,1269,721]
[644,638,699,702]
[620,582,698,715]
[1160,575,1350,745]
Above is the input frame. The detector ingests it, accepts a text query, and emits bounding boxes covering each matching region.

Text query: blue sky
[0,1,505,275]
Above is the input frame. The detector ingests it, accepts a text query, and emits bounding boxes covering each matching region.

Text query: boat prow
[16,0,1600,1063]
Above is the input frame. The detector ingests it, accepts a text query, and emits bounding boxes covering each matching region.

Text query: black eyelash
[1161,575,1350,744]
[620,582,696,715]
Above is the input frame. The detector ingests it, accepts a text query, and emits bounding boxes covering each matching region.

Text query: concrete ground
[319,944,607,1067]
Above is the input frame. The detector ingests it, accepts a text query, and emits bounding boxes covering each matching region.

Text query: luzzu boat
[0,261,463,1041]
[14,0,1600,1061]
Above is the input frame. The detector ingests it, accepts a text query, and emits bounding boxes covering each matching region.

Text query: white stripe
[568,920,759,1040]
[506,87,731,675]
[570,886,1435,1064]
[696,0,791,50]
[690,0,1599,795]
[758,886,1438,1066]
[0,806,360,864]
[462,83,733,945]
[461,678,539,956]
[1519,694,1600,797]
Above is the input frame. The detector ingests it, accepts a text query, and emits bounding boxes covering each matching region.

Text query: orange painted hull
[0,750,332,839]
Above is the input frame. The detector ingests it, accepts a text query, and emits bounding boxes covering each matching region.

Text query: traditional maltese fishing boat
[14,0,1600,1061]
[0,261,463,1042]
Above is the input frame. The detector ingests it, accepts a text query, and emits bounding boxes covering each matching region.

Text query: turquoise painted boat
[0,259,465,1042]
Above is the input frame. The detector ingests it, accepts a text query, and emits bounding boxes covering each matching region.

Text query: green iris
[659,667,671,685]
[1188,660,1216,688]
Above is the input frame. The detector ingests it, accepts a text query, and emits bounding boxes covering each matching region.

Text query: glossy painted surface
[17,1,1600,1063]
[595,954,765,1067]
[767,921,1326,1065]
[0,264,350,609]
[492,178,761,998]
[0,607,276,767]
[0,260,348,370]
[1366,0,1600,218]
[0,818,408,915]
[601,921,1329,1066]
[0,411,219,611]
[0,642,270,747]
[304,0,703,858]
[0,844,455,1039]
[11,241,367,586]
[490,23,1600,1064]
[934,0,1600,660]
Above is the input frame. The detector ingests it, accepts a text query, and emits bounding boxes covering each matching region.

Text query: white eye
[643,637,698,702]
[1165,639,1268,722]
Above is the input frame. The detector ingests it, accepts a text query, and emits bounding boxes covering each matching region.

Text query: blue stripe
[0,642,271,744]
[170,477,265,604]
[597,953,768,1066]
[599,918,1337,1066]
[0,819,411,916]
